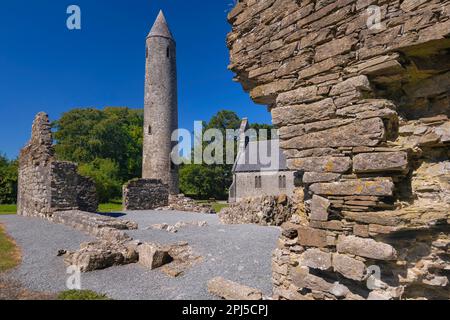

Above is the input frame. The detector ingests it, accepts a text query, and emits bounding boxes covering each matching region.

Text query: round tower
[142,10,179,194]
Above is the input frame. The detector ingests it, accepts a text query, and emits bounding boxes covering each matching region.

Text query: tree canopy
[0,154,18,204]
[53,107,143,202]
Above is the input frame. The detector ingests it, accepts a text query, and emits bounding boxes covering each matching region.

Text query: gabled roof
[233,139,288,173]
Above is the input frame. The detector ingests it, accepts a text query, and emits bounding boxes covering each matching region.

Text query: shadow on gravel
[97,212,127,218]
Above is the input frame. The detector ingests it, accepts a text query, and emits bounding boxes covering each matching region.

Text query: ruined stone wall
[122,179,169,211]
[18,113,98,217]
[228,0,450,300]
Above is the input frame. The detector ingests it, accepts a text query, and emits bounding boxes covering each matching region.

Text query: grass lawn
[195,200,229,213]
[0,204,17,215]
[211,202,228,213]
[0,224,21,272]
[98,200,123,213]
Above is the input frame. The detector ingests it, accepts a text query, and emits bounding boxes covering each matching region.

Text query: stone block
[281,118,385,150]
[332,253,366,281]
[299,248,332,270]
[272,98,335,126]
[302,172,341,184]
[207,277,263,300]
[138,243,172,269]
[336,235,397,260]
[310,178,394,197]
[288,156,352,173]
[353,152,408,173]
[296,226,328,248]
[310,195,330,222]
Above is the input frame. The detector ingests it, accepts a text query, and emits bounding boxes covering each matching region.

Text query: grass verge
[0,204,17,215]
[0,224,21,273]
[98,200,123,213]
[57,290,111,300]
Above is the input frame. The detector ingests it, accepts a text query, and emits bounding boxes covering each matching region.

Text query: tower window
[148,125,152,135]
[166,47,170,58]
[146,48,148,59]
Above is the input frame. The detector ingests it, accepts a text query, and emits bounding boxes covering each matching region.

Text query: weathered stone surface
[336,236,397,261]
[64,240,139,272]
[288,156,352,173]
[122,179,169,211]
[353,152,409,173]
[302,172,341,184]
[275,86,321,107]
[281,118,385,150]
[299,249,332,270]
[310,178,394,197]
[138,243,172,270]
[332,253,366,281]
[329,75,371,96]
[272,99,335,126]
[207,277,263,300]
[296,226,328,248]
[310,195,330,222]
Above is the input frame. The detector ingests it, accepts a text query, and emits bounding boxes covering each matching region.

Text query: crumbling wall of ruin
[122,179,169,211]
[228,0,450,300]
[18,113,98,218]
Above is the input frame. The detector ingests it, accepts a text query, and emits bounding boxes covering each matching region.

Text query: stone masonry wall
[228,0,450,299]
[122,179,169,211]
[18,113,98,218]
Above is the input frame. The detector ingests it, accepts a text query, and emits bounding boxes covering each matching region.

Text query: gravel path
[0,211,280,300]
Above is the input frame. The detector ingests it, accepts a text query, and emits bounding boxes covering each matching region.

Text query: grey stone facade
[122,179,169,211]
[229,119,296,203]
[142,11,179,195]
[17,113,98,218]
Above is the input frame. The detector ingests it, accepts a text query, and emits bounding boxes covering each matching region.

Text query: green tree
[78,158,122,203]
[0,154,18,204]
[53,107,143,202]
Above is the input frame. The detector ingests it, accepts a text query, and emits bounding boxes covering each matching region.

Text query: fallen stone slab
[64,240,139,272]
[138,243,173,270]
[207,277,263,300]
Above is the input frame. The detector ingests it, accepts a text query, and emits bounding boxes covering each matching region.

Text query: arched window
[148,125,152,135]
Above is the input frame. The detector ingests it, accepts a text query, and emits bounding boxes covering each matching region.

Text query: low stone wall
[156,194,215,214]
[218,194,296,226]
[122,179,169,211]
[52,210,138,242]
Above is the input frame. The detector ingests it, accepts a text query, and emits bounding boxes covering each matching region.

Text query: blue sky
[0,0,271,159]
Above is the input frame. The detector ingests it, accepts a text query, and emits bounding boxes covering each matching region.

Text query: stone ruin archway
[227,0,450,300]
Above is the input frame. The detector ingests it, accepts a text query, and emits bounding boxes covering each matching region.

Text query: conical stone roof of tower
[147,10,174,40]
